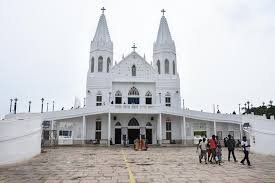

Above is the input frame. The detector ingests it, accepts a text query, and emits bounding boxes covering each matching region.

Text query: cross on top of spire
[101,7,106,14]
[132,43,137,51]
[161,9,166,16]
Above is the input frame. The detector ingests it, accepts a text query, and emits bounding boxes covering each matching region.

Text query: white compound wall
[0,114,41,166]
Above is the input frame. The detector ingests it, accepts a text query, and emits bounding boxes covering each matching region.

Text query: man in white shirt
[240,136,251,166]
[199,138,208,164]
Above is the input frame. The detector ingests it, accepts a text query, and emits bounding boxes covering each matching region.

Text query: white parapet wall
[0,113,42,166]
[243,114,275,156]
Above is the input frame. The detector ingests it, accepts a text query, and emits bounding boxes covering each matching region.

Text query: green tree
[243,101,275,119]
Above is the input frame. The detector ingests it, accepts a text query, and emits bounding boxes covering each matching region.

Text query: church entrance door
[115,129,121,144]
[128,129,140,144]
[146,129,152,144]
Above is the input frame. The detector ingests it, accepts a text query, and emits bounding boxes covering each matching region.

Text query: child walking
[216,144,222,165]
[196,139,202,161]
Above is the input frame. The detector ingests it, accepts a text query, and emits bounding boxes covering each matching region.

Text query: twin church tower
[86,8,181,108]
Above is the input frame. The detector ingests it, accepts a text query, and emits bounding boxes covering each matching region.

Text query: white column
[158,113,162,144]
[181,118,184,143]
[181,117,186,145]
[239,123,242,140]
[51,120,54,131]
[213,120,217,136]
[51,120,55,146]
[82,116,86,144]
[108,112,111,146]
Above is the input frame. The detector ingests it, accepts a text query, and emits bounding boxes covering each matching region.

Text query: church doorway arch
[128,118,139,127]
[115,122,122,144]
[127,118,140,144]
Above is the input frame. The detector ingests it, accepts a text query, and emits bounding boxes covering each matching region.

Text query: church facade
[39,9,243,146]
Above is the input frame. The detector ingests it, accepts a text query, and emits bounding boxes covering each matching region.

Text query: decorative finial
[101,7,106,14]
[161,9,166,16]
[132,43,137,52]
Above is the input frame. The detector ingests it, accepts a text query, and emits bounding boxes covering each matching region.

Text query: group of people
[134,138,148,151]
[197,134,251,166]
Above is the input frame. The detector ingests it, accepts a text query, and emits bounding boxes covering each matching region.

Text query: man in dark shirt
[227,134,237,162]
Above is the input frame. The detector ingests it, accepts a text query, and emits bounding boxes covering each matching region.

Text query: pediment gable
[110,51,157,80]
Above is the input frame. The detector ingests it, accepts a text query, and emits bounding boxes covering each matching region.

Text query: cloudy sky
[0,0,274,117]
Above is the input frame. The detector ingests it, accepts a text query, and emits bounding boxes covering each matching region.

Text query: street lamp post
[52,100,55,111]
[9,99,13,113]
[41,98,44,113]
[14,98,18,114]
[46,102,49,112]
[28,101,31,112]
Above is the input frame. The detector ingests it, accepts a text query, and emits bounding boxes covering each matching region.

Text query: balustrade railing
[112,104,159,111]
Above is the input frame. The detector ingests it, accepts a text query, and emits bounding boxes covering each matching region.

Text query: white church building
[5,9,245,146]
[3,8,275,166]
[35,9,243,146]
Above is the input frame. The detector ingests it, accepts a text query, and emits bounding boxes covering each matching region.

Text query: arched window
[128,118,139,126]
[132,65,136,76]
[115,90,122,104]
[115,90,122,96]
[107,57,111,73]
[96,91,102,106]
[145,91,152,96]
[166,118,172,140]
[165,59,169,74]
[157,60,160,74]
[128,87,139,104]
[98,56,103,72]
[146,122,152,126]
[115,122,121,126]
[91,57,94,73]
[145,91,152,104]
[128,87,139,96]
[173,61,175,75]
[165,92,171,107]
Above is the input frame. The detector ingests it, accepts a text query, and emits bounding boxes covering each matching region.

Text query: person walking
[227,134,237,162]
[196,139,203,161]
[199,138,208,164]
[208,135,217,163]
[240,136,251,166]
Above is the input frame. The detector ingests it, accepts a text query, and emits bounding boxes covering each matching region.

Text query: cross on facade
[161,9,166,16]
[101,7,106,14]
[132,43,137,51]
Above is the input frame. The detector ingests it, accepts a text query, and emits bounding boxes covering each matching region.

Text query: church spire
[154,9,175,53]
[92,8,111,43]
[153,9,177,76]
[91,7,113,52]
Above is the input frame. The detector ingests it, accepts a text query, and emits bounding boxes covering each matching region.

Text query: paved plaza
[0,146,275,183]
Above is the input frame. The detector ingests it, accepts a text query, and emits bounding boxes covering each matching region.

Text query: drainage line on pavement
[122,150,136,183]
